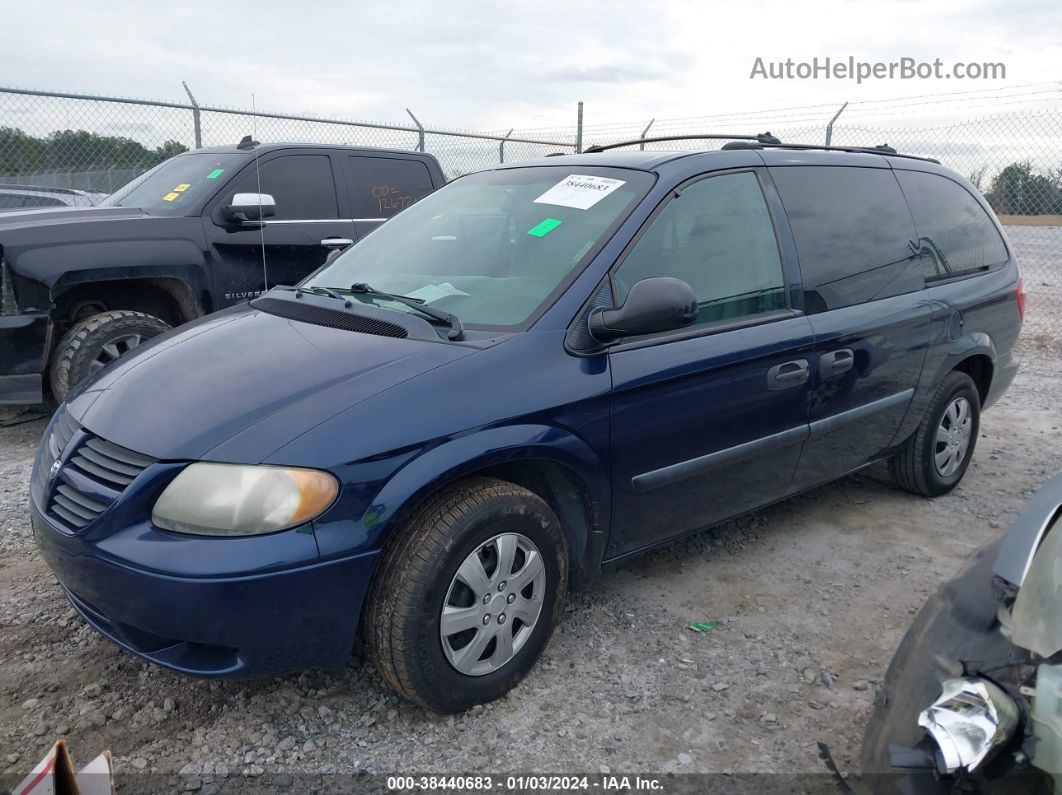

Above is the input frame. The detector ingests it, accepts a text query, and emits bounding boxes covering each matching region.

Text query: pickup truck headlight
[152,463,339,536]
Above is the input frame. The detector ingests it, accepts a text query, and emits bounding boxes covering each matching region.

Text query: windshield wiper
[296,285,346,302]
[348,283,464,341]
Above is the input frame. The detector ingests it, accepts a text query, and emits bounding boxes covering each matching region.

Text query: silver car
[0,184,107,210]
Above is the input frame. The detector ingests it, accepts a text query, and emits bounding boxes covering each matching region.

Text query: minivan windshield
[303,166,653,328]
[101,152,249,216]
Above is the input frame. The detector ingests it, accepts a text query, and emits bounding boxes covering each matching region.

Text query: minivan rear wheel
[50,310,170,403]
[365,477,567,713]
[889,371,981,497]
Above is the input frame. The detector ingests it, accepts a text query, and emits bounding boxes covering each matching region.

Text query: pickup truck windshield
[101,153,248,216]
[302,166,653,328]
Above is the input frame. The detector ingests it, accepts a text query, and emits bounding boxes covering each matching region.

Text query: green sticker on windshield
[206,168,225,179]
[527,218,563,237]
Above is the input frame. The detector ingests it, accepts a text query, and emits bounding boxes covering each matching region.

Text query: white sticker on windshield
[533,174,626,210]
[406,282,469,303]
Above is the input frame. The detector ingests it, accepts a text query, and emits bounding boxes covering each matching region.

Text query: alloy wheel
[89,333,143,374]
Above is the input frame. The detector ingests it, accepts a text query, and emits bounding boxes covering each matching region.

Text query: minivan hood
[65,303,474,462]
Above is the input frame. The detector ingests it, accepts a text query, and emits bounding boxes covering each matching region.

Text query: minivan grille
[69,436,155,487]
[50,483,109,529]
[42,420,156,533]
[250,296,408,338]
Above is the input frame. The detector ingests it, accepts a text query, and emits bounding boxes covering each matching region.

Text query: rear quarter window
[895,169,1009,281]
[770,165,923,313]
[345,156,435,219]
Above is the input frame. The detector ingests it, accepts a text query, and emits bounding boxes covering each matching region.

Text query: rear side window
[614,171,786,327]
[226,154,339,220]
[771,166,922,313]
[895,170,1008,281]
[345,156,435,219]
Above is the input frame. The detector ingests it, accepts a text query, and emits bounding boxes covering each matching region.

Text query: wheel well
[953,354,993,405]
[392,460,599,593]
[53,278,198,329]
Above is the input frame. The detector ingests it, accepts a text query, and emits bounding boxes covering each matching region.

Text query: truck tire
[365,477,568,713]
[889,371,981,497]
[49,310,170,403]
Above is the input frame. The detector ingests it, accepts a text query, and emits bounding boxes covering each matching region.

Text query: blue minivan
[30,137,1023,712]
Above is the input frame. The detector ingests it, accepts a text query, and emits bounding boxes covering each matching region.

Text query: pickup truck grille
[39,412,156,533]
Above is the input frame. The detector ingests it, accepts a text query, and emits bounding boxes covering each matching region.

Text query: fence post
[575,101,584,153]
[824,101,848,147]
[182,81,202,149]
[406,108,425,152]
[639,118,655,150]
[499,128,514,163]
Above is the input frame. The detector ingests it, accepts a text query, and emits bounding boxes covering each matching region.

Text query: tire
[889,371,981,497]
[49,310,170,403]
[365,477,568,713]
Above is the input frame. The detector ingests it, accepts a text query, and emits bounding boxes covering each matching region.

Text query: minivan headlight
[152,463,339,536]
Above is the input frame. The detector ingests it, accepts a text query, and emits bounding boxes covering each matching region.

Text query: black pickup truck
[0,141,446,404]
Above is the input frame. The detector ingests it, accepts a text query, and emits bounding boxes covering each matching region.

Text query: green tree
[0,127,189,177]
[986,161,1062,215]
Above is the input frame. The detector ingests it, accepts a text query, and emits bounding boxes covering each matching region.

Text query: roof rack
[752,142,939,164]
[582,132,781,153]
[583,134,939,164]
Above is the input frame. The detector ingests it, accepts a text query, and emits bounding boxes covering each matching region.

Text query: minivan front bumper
[0,312,50,404]
[31,503,379,677]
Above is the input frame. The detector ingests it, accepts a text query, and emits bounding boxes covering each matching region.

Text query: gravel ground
[0,342,1059,793]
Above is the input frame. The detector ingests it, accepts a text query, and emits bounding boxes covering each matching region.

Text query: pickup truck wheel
[365,477,567,713]
[49,310,170,403]
[889,371,981,497]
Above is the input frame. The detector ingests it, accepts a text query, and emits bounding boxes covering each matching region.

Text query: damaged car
[863,470,1062,792]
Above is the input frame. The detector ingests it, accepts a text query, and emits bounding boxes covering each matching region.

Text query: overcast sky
[2,0,1061,132]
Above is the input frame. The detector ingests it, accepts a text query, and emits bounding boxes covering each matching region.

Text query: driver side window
[225,154,339,221]
[614,171,786,327]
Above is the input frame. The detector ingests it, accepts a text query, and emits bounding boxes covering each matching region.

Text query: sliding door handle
[820,348,854,379]
[767,359,810,390]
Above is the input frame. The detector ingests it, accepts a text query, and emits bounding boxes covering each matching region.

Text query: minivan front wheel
[365,477,567,713]
[889,371,981,497]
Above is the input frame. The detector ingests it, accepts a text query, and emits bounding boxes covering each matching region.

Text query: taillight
[1016,274,1026,319]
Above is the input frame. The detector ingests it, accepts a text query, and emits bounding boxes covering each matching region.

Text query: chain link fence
[0,87,576,190]
[0,85,1058,338]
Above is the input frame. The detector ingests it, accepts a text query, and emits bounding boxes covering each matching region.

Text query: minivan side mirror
[222,192,276,223]
[588,277,698,343]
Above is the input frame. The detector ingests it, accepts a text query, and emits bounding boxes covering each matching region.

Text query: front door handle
[321,237,354,248]
[767,359,810,390]
[820,348,854,379]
